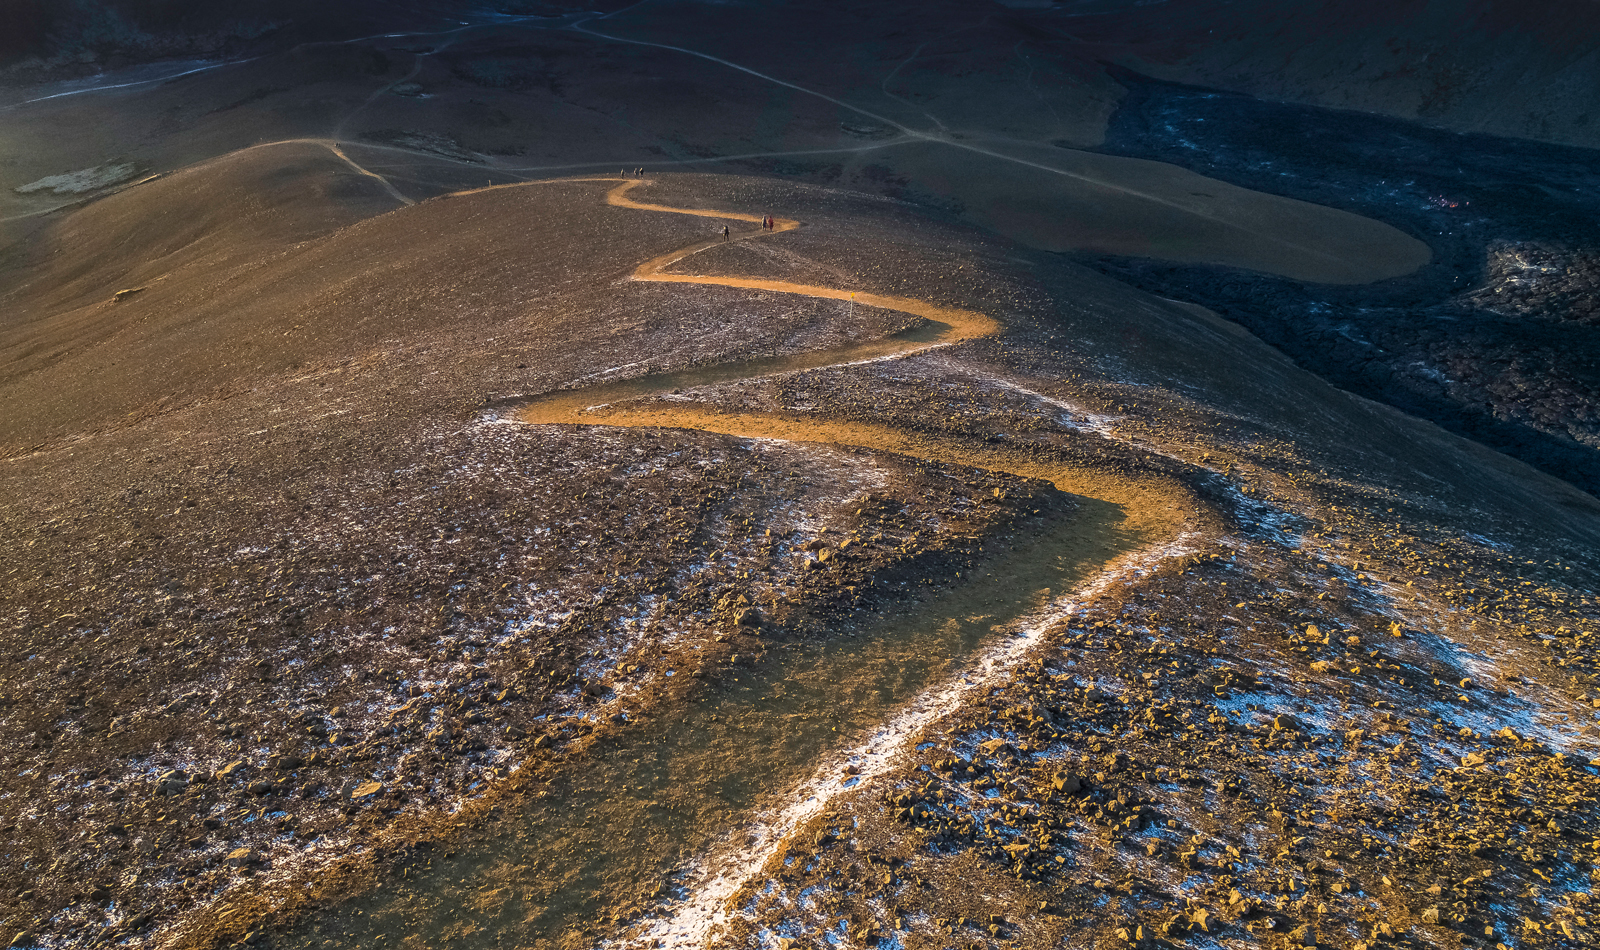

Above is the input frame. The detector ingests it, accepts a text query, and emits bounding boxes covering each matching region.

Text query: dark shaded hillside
[0,0,569,70]
[1051,0,1600,152]
[1090,71,1600,498]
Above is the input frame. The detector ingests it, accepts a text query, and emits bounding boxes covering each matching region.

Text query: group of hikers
[614,165,781,242]
[721,215,779,241]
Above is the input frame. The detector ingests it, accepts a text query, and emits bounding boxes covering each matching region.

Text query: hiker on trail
[722,225,730,242]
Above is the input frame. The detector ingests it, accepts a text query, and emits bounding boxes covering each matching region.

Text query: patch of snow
[610,532,1200,950]
[15,163,139,195]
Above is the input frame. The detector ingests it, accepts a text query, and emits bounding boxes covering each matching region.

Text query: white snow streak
[614,533,1198,950]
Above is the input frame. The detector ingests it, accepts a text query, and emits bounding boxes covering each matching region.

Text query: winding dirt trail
[205,176,1196,950]
[508,177,1182,538]
[495,179,1191,946]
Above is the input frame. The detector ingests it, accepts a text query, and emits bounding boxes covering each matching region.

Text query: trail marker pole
[849,292,855,319]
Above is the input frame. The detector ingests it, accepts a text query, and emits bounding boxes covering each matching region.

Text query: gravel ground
[2,166,1598,950]
[655,339,1600,950]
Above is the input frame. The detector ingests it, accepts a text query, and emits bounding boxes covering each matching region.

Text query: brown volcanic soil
[318,175,1600,950]
[573,207,1600,950]
[0,169,1091,947]
[0,6,1598,948]
[0,154,1597,950]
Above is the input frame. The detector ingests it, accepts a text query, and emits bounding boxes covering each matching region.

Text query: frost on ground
[14,162,140,195]
[0,392,1059,950]
[617,534,1199,950]
[2,162,1597,950]
[705,524,1599,950]
[539,334,1600,950]
[670,362,1600,950]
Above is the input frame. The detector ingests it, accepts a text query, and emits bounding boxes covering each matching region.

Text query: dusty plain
[1,3,1598,950]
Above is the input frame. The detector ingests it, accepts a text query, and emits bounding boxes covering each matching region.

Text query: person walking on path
[722,225,730,242]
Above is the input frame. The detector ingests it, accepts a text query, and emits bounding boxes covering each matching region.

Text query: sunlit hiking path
[505,177,1180,537]
[246,176,1191,950]
[490,179,1187,947]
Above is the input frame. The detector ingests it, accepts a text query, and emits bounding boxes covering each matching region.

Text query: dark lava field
[0,4,1598,950]
[1091,69,1600,497]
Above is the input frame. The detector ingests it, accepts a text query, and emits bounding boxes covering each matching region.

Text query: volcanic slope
[0,161,1160,948]
[260,176,1600,950]
[1,162,1597,950]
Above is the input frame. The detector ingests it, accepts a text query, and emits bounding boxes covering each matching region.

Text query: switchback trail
[499,178,1191,946]
[510,177,1181,539]
[266,177,1193,950]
